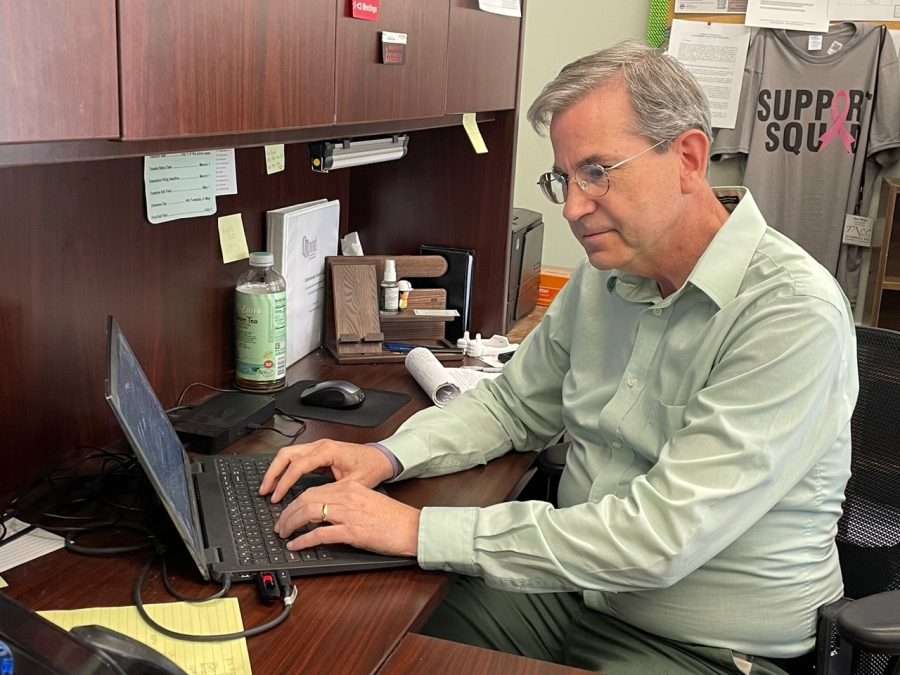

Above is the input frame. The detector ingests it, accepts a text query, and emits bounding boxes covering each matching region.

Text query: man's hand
[259,439,395,503]
[275,481,420,557]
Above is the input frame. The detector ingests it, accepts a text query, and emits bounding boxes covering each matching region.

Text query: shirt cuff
[367,442,403,481]
[417,506,479,575]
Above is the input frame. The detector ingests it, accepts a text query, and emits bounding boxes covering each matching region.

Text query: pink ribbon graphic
[818,90,855,154]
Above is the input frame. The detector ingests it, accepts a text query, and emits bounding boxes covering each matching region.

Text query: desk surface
[3,351,536,675]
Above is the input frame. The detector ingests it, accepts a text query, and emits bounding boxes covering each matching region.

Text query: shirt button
[612,440,622,449]
[626,376,637,388]
[652,308,663,316]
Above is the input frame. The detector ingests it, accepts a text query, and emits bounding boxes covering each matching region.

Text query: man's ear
[675,129,711,194]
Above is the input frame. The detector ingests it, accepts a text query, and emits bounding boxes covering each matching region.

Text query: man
[260,41,858,675]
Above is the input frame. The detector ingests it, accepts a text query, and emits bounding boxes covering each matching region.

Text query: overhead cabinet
[0,0,119,144]
[118,0,337,139]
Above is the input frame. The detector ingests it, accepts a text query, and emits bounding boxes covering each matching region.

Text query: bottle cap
[398,280,412,291]
[249,252,274,267]
[383,259,397,283]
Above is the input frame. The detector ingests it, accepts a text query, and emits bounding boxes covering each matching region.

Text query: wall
[512,2,744,271]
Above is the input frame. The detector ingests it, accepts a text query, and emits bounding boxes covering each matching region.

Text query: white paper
[267,200,339,365]
[0,517,65,573]
[842,214,874,247]
[668,20,751,130]
[404,347,499,407]
[891,30,900,58]
[676,0,748,13]
[830,1,900,21]
[477,0,521,18]
[144,152,217,224]
[746,0,830,31]
[214,149,237,196]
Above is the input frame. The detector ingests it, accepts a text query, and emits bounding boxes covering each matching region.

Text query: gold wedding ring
[321,503,329,523]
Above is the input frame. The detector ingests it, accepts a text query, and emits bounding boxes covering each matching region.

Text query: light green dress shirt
[381,188,858,658]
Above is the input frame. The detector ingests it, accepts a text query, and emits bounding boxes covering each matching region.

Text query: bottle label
[235,290,287,382]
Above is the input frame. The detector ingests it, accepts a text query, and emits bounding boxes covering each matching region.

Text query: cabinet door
[0,0,119,143]
[445,1,521,113]
[336,0,449,123]
[118,0,336,139]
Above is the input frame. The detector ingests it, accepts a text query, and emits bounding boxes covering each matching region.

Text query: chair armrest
[838,590,900,654]
[536,442,568,478]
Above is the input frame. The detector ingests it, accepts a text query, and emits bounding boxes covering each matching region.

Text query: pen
[461,366,503,373]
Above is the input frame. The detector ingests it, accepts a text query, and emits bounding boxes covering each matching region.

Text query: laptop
[104,316,414,582]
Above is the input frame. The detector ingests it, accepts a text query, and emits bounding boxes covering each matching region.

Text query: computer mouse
[71,625,188,675]
[299,380,366,409]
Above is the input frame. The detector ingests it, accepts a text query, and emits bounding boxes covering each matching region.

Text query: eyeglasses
[537,139,667,205]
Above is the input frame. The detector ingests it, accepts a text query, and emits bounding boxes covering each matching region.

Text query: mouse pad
[275,380,411,428]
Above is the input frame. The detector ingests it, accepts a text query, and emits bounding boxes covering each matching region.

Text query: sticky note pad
[40,598,251,675]
[265,144,285,174]
[218,213,250,264]
[462,113,488,154]
[0,575,7,588]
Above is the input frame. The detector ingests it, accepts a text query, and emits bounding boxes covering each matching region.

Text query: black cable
[65,524,156,556]
[161,558,231,602]
[133,556,298,641]
[175,382,238,408]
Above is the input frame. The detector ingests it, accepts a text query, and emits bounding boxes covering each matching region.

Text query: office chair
[534,325,900,675]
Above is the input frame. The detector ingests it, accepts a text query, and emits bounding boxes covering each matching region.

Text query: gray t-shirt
[712,22,900,302]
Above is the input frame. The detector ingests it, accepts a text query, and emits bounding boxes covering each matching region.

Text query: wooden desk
[378,635,595,675]
[3,351,536,674]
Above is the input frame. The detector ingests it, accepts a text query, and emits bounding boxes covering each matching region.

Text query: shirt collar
[607,187,768,309]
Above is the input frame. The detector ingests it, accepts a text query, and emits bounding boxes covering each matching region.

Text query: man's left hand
[274,481,420,558]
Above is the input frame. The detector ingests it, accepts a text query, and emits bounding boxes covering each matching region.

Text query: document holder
[324,255,463,364]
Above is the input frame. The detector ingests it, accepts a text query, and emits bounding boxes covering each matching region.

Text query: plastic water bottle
[235,252,287,392]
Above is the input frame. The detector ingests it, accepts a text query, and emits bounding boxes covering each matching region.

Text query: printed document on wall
[477,0,521,17]
[746,0,829,31]
[267,200,339,365]
[668,20,751,129]
[144,152,217,224]
[675,0,748,13]
[830,1,900,21]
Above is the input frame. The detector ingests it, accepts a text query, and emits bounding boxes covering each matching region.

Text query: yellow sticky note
[462,113,488,154]
[265,144,285,174]
[40,598,251,675]
[218,213,250,264]
[0,575,7,588]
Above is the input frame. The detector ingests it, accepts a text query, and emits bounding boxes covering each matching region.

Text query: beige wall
[513,2,743,271]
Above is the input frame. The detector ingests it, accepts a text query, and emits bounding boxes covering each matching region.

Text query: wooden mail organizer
[324,255,464,364]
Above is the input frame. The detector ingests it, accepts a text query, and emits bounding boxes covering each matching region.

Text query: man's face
[549,81,682,276]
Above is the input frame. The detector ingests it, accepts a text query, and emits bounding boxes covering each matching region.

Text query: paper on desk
[0,517,65,574]
[405,347,499,407]
[39,598,251,675]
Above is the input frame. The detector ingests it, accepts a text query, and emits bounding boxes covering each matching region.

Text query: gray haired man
[262,41,858,675]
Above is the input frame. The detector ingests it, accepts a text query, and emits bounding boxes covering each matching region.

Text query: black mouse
[71,625,188,675]
[299,380,366,409]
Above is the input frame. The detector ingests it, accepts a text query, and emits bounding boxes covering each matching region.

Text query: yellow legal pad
[39,598,252,675]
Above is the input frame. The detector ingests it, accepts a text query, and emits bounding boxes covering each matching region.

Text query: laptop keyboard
[216,456,334,568]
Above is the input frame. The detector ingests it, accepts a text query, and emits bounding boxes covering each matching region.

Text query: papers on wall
[746,0,830,32]
[668,20,751,129]
[676,0,748,13]
[214,148,238,196]
[477,0,521,17]
[218,213,250,264]
[463,113,489,154]
[0,576,7,589]
[265,144,285,174]
[0,517,65,573]
[405,347,499,407]
[890,29,900,57]
[267,199,340,365]
[830,1,900,21]
[144,152,217,224]
[40,598,252,675]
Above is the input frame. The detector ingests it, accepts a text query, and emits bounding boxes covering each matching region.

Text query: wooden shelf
[882,277,900,291]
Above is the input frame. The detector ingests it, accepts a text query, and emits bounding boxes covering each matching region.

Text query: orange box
[537,267,571,307]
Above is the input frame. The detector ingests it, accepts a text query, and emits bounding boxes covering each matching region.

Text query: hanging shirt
[712,22,900,303]
[381,189,858,658]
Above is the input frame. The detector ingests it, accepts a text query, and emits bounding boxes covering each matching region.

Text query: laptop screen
[104,317,207,578]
